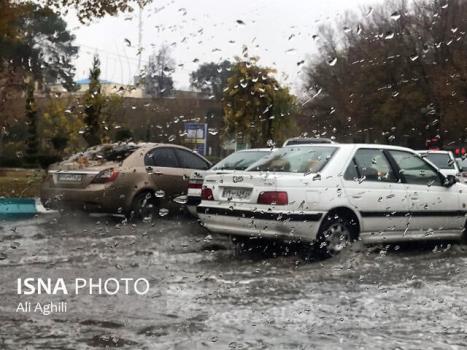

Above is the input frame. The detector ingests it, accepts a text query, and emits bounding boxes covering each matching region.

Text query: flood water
[1,212,467,349]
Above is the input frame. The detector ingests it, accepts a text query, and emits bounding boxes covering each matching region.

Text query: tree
[83,55,104,147]
[223,57,297,147]
[190,60,232,100]
[43,0,152,23]
[41,98,84,156]
[302,0,467,149]
[25,81,39,158]
[0,2,78,91]
[142,45,175,98]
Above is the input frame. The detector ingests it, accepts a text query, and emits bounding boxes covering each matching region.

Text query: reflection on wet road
[1,213,467,349]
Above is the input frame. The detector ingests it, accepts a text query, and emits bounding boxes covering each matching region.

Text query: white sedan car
[197,144,467,256]
[185,148,273,216]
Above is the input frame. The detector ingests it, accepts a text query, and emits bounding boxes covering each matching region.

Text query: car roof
[416,150,452,155]
[282,143,416,152]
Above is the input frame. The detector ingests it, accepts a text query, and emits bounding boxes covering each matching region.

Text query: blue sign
[184,122,208,155]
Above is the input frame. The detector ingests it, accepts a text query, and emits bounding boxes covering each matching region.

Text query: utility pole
[137,0,144,74]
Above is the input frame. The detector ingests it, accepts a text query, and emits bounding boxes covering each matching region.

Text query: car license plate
[58,173,82,182]
[222,187,251,200]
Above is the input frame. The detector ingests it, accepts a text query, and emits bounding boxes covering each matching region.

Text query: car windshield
[212,150,271,171]
[248,146,337,173]
[422,153,454,169]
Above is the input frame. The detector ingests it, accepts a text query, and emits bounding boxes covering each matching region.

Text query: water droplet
[409,54,419,62]
[155,190,165,198]
[173,195,188,204]
[390,11,401,20]
[385,31,395,40]
[159,208,169,217]
[327,57,338,66]
[208,128,219,135]
[168,135,176,142]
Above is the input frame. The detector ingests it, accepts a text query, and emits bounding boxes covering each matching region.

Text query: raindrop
[168,135,176,142]
[159,208,169,217]
[327,57,338,66]
[385,31,395,40]
[409,54,419,62]
[390,11,401,20]
[236,19,245,25]
[208,128,219,135]
[155,190,165,198]
[173,195,188,204]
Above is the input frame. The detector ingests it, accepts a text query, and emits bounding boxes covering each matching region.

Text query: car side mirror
[444,174,458,187]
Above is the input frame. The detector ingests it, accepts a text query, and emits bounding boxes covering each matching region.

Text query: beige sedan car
[40,143,211,217]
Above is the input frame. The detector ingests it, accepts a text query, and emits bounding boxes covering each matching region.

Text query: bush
[0,154,62,169]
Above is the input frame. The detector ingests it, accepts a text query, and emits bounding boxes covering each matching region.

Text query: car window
[248,146,336,173]
[174,149,210,169]
[421,153,454,170]
[344,159,359,180]
[212,150,270,171]
[145,148,179,167]
[389,151,443,186]
[352,149,397,182]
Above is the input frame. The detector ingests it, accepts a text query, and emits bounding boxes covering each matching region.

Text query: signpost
[184,122,208,155]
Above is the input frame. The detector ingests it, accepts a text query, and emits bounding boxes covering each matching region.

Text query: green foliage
[223,57,297,147]
[41,98,84,156]
[303,0,467,148]
[44,0,151,23]
[83,55,104,146]
[190,60,232,100]
[0,2,78,91]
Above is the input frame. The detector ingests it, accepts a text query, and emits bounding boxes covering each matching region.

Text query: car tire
[315,213,358,257]
[129,191,158,220]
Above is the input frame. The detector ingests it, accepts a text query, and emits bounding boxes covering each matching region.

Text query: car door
[387,150,464,233]
[343,148,409,235]
[173,148,210,193]
[144,147,187,198]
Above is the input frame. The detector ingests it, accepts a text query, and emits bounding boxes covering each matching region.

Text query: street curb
[0,198,56,218]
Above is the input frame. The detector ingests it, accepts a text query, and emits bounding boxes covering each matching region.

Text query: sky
[66,0,383,94]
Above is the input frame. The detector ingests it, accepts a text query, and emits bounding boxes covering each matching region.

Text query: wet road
[1,212,467,349]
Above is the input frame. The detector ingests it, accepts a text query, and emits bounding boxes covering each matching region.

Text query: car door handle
[153,171,163,176]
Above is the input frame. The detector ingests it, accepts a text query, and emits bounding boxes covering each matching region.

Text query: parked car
[282,137,334,147]
[185,148,273,216]
[456,157,467,184]
[197,144,466,257]
[40,143,211,218]
[416,150,460,177]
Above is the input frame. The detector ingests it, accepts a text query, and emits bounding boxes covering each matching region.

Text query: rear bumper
[40,183,129,213]
[197,206,324,242]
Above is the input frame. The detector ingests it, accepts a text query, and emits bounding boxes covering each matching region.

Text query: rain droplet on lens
[155,190,165,198]
[159,208,169,217]
[390,11,401,20]
[327,57,338,66]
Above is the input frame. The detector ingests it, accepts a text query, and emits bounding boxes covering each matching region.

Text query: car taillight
[91,168,119,184]
[188,180,203,189]
[201,187,214,200]
[257,191,288,205]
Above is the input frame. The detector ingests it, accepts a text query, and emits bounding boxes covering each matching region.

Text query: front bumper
[197,205,324,242]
